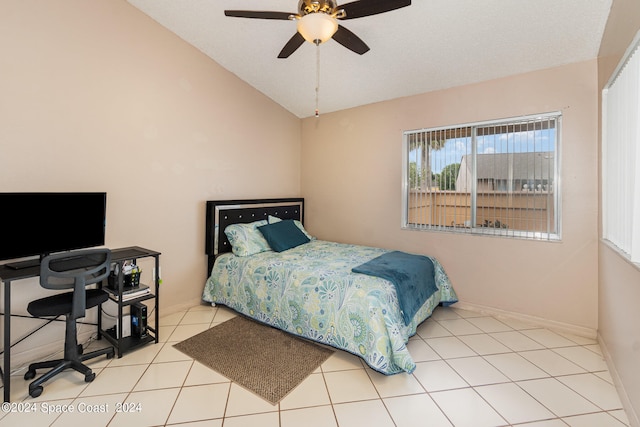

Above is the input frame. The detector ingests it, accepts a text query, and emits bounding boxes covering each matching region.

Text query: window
[402,113,561,240]
[602,31,640,264]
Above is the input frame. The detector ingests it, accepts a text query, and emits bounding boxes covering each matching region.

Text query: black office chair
[24,248,115,398]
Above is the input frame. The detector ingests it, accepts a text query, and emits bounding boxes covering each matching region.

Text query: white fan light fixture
[297,13,338,44]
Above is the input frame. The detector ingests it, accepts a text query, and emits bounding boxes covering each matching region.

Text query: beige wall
[0,0,301,364]
[597,0,640,424]
[3,2,638,421]
[301,60,599,334]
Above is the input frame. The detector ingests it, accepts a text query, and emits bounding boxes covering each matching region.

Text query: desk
[0,262,40,402]
[0,246,160,402]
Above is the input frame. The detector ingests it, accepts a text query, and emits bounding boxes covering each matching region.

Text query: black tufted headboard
[205,198,304,275]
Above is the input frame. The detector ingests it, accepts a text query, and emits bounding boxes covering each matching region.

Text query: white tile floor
[0,304,631,427]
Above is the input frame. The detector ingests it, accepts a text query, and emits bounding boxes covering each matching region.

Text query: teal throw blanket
[352,251,438,325]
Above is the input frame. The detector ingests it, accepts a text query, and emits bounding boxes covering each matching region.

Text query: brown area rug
[173,314,334,405]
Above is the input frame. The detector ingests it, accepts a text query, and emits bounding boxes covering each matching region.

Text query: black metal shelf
[104,285,155,306]
[102,326,157,354]
[98,246,160,358]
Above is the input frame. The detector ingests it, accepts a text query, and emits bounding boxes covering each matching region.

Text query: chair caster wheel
[77,344,84,355]
[85,372,96,383]
[29,386,43,398]
[24,369,36,380]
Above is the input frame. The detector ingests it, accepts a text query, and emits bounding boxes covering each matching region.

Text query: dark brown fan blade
[224,10,293,20]
[332,25,370,55]
[278,32,306,58]
[339,0,411,20]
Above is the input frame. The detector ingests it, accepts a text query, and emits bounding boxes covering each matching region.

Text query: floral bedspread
[202,240,458,374]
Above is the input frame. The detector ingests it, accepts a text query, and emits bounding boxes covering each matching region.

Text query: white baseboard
[598,332,640,427]
[452,301,597,339]
[160,297,209,316]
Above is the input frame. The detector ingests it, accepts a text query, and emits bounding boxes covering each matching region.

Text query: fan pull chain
[315,40,320,118]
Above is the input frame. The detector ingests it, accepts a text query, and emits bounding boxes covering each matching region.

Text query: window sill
[601,238,640,273]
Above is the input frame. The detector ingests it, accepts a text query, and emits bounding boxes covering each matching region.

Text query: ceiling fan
[224,0,411,58]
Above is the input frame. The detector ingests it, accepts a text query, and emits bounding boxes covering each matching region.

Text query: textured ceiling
[127,0,612,118]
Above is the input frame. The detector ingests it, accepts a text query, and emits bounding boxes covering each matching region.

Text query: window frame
[401,112,562,241]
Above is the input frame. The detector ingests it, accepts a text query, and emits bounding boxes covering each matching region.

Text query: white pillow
[224,220,270,256]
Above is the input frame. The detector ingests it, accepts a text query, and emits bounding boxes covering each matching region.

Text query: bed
[202,198,458,375]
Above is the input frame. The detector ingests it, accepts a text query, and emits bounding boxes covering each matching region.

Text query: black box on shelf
[131,302,147,339]
[123,270,141,288]
[107,264,141,290]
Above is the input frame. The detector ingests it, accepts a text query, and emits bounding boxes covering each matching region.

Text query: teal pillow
[258,220,310,252]
[267,215,314,240]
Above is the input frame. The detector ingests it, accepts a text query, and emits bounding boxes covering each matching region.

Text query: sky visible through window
[410,129,556,174]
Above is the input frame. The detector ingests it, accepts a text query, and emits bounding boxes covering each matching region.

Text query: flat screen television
[0,192,106,269]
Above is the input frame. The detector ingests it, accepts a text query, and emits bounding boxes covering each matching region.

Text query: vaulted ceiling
[127,0,612,118]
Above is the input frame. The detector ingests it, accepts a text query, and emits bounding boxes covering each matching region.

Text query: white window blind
[602,31,640,264]
[402,113,561,240]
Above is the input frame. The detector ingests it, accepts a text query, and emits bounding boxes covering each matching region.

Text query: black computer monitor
[0,192,107,268]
